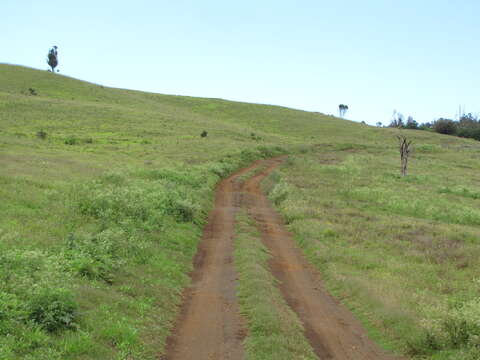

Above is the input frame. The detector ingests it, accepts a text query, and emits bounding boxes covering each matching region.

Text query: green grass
[2,63,480,359]
[267,141,480,359]
[0,64,293,359]
[234,211,317,360]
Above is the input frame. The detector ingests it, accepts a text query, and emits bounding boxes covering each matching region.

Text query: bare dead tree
[397,135,412,176]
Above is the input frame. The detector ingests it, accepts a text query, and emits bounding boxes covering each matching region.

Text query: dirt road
[163,157,399,360]
[242,158,397,360]
[162,162,261,360]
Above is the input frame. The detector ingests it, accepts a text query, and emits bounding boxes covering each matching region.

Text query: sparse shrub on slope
[64,136,78,145]
[269,178,291,206]
[36,130,47,140]
[28,288,78,333]
[64,229,128,282]
[77,178,201,226]
[410,298,480,357]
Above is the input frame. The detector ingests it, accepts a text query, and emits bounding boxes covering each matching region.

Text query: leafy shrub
[36,130,47,140]
[200,130,208,137]
[269,178,290,205]
[27,288,78,332]
[413,298,480,354]
[0,292,24,323]
[250,132,262,141]
[64,136,93,145]
[443,318,471,348]
[168,198,199,222]
[65,229,129,282]
[207,162,232,178]
[64,136,78,145]
[0,246,78,344]
[457,127,480,141]
[257,145,285,159]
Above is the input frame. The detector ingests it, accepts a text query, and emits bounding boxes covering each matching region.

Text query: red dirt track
[163,157,400,360]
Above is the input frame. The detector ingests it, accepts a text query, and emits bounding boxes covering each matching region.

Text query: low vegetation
[387,112,480,142]
[1,64,480,359]
[0,145,286,359]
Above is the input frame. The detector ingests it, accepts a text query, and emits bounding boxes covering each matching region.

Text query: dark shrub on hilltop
[433,118,457,135]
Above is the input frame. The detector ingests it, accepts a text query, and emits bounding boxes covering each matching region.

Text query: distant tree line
[379,111,480,141]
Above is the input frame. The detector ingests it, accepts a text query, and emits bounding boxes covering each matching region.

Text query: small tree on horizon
[338,104,349,117]
[47,46,59,73]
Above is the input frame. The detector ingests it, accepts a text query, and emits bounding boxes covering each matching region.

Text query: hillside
[1,64,480,359]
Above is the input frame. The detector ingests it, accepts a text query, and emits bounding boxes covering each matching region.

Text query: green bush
[64,136,93,145]
[168,198,200,222]
[0,246,78,354]
[412,298,480,355]
[0,292,24,323]
[36,130,47,140]
[433,119,457,135]
[64,136,78,145]
[269,178,290,205]
[65,229,128,282]
[250,132,262,141]
[28,288,78,332]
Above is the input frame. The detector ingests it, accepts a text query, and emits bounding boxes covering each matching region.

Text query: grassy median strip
[234,211,317,360]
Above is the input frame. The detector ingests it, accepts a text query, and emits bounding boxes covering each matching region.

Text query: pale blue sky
[2,1,479,125]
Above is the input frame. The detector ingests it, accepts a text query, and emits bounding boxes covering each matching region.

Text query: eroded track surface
[164,157,400,360]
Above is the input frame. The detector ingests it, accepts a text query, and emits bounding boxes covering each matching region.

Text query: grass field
[1,64,480,359]
[267,141,480,359]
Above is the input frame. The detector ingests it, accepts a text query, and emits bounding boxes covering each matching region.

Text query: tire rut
[162,161,264,360]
